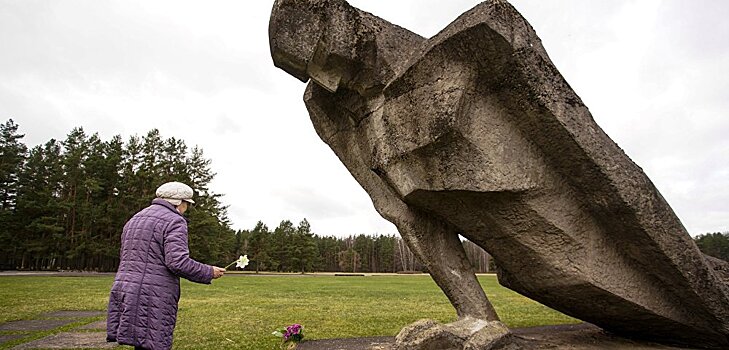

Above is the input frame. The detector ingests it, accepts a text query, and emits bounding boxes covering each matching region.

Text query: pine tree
[97,136,125,270]
[139,129,164,191]
[119,135,148,213]
[272,220,298,271]
[248,221,271,273]
[233,229,249,260]
[0,119,27,268]
[0,119,27,211]
[184,145,235,266]
[14,140,64,269]
[160,137,188,181]
[60,127,89,268]
[314,235,341,271]
[353,234,373,272]
[376,235,396,272]
[291,219,318,273]
[337,236,361,272]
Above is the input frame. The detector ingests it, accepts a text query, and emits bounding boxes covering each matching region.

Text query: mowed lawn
[0,274,578,350]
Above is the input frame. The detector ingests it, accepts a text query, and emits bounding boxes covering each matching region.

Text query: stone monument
[269,1,729,349]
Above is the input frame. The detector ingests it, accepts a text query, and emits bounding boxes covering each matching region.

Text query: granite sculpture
[269,0,729,348]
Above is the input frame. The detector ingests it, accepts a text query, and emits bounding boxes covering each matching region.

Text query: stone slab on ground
[298,336,394,350]
[297,324,702,350]
[0,334,26,345]
[41,311,105,319]
[12,332,116,349]
[0,320,76,332]
[509,323,697,349]
[77,320,106,330]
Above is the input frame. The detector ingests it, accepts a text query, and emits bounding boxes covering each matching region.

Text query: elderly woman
[107,181,226,350]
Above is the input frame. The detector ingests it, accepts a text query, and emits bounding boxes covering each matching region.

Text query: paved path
[0,271,115,277]
[0,310,114,349]
[1,310,701,349]
[12,332,115,350]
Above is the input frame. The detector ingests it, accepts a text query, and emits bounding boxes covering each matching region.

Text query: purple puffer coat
[107,199,213,350]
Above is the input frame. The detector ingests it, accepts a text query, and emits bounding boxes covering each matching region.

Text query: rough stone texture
[0,320,76,332]
[394,318,510,350]
[269,0,729,349]
[705,254,729,284]
[463,321,512,350]
[11,332,117,349]
[394,319,462,350]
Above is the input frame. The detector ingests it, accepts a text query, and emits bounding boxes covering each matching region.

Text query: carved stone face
[268,0,326,83]
[269,0,362,93]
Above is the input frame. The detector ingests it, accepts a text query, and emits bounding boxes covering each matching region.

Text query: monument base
[297,323,699,350]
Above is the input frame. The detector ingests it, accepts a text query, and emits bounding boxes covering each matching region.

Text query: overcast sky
[1,0,727,236]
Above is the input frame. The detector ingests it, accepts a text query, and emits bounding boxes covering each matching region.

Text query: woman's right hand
[212,266,226,279]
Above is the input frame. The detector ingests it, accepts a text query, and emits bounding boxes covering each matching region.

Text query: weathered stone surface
[705,254,729,284]
[394,319,464,350]
[463,321,512,350]
[269,0,729,349]
[393,318,511,350]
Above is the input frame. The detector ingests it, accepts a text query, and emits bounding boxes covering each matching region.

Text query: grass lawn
[0,273,577,350]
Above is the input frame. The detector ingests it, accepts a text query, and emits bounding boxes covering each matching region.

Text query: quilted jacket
[107,199,213,350]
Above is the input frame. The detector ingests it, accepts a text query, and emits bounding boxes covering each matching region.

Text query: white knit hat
[156,182,196,206]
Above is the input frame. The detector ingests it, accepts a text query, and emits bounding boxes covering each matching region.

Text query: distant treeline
[695,232,729,262]
[0,119,493,273]
[1,119,723,273]
[235,221,494,273]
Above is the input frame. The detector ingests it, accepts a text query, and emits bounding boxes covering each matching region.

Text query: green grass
[0,274,577,349]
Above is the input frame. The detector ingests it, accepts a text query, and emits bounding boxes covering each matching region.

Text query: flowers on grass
[273,323,305,349]
[224,255,249,270]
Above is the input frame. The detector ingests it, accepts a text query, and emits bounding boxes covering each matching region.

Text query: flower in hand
[224,255,249,270]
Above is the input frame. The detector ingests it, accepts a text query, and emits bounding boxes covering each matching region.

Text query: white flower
[235,255,249,269]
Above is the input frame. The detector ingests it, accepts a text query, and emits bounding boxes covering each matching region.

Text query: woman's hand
[212,266,226,279]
